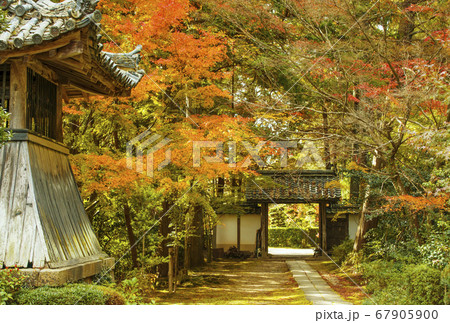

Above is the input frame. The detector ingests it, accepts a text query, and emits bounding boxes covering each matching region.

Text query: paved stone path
[287,260,352,305]
[268,247,314,257]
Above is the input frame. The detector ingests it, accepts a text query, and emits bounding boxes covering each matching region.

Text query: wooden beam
[261,203,269,258]
[55,40,84,59]
[67,81,111,97]
[9,60,27,129]
[55,85,63,143]
[10,131,69,155]
[82,91,90,101]
[27,57,58,84]
[320,202,327,255]
[0,32,81,60]
[61,86,69,103]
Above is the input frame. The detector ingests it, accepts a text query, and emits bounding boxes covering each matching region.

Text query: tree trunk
[353,183,378,252]
[261,203,269,258]
[158,201,170,277]
[184,216,190,270]
[189,204,204,267]
[168,247,174,293]
[322,104,332,169]
[398,0,418,42]
[174,243,179,292]
[124,202,139,268]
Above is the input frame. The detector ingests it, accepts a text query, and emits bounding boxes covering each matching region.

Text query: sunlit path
[287,260,352,305]
[269,247,314,257]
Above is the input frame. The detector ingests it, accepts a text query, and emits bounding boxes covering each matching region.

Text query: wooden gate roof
[0,0,144,97]
[245,170,341,204]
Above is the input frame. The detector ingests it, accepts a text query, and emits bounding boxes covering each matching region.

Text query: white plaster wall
[348,213,360,240]
[216,214,237,246]
[240,214,261,247]
[216,214,261,252]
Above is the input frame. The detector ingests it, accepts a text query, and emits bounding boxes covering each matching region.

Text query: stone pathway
[287,260,352,305]
[268,247,314,257]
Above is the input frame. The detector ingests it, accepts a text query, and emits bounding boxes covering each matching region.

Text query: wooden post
[55,85,63,142]
[318,204,323,251]
[168,246,174,293]
[237,215,241,251]
[261,203,269,258]
[9,60,27,129]
[320,202,327,255]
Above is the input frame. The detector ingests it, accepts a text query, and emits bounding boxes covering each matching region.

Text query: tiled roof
[0,0,144,89]
[245,170,341,203]
[326,204,359,214]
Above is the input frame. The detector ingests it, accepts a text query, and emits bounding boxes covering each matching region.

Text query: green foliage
[120,277,142,304]
[0,268,26,305]
[119,271,157,304]
[362,261,445,305]
[362,260,405,295]
[269,227,318,248]
[406,264,444,305]
[418,232,449,270]
[442,264,450,305]
[95,286,126,305]
[13,284,125,305]
[269,204,317,228]
[0,108,11,147]
[330,239,354,265]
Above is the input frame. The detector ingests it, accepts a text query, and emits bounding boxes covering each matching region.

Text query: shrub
[0,107,11,147]
[406,264,444,305]
[362,260,405,295]
[418,234,449,270]
[96,286,126,305]
[0,268,26,305]
[269,227,318,248]
[13,284,125,305]
[361,261,445,305]
[442,264,450,305]
[330,239,354,265]
[119,271,157,304]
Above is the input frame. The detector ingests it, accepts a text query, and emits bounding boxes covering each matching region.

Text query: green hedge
[12,284,125,305]
[269,227,318,248]
[362,261,445,305]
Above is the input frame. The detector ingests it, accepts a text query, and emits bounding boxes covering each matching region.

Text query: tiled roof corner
[0,0,101,50]
[1,0,145,90]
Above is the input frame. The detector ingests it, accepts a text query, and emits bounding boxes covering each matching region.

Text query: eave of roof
[0,0,144,95]
[245,169,341,203]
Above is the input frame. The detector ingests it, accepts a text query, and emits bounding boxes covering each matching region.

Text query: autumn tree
[198,0,449,251]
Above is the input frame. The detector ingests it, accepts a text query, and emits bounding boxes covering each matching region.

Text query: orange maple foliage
[384,195,449,214]
[71,154,150,196]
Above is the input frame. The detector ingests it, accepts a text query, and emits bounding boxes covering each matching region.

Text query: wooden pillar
[9,60,27,129]
[320,202,327,255]
[55,85,63,142]
[318,205,323,250]
[237,215,241,251]
[261,203,269,258]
